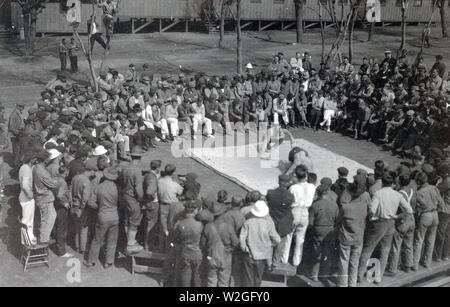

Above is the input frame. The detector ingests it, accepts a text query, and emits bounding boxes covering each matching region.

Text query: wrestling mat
[185,138,373,195]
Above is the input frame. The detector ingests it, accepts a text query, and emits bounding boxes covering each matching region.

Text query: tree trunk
[236,0,242,74]
[368,21,375,41]
[23,13,31,56]
[400,1,407,50]
[294,0,304,43]
[318,0,325,64]
[348,7,357,63]
[439,1,448,38]
[219,0,225,48]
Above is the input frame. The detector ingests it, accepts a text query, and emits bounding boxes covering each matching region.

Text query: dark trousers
[69,55,78,73]
[242,255,266,287]
[90,33,107,53]
[144,201,160,251]
[207,252,233,287]
[435,212,450,260]
[310,109,322,130]
[310,227,336,279]
[178,257,202,287]
[358,219,395,282]
[60,53,67,72]
[87,218,119,265]
[10,136,20,166]
[54,207,69,256]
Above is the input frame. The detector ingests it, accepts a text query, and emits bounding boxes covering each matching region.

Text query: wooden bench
[128,251,167,285]
[263,265,297,287]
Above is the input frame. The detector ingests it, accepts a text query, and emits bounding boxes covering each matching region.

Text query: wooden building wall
[9,0,448,33]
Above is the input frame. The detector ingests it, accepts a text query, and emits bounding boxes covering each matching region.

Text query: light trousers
[35,200,56,243]
[19,199,37,244]
[193,115,212,135]
[166,117,179,136]
[323,110,335,126]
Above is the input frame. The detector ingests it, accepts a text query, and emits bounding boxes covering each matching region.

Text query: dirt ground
[0,25,446,286]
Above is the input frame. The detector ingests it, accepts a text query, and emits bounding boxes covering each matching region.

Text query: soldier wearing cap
[331,167,349,202]
[308,183,339,282]
[85,166,120,268]
[267,174,295,267]
[120,145,145,254]
[70,159,97,255]
[8,102,26,166]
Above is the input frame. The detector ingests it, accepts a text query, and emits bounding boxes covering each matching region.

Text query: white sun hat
[48,149,61,160]
[251,200,269,218]
[92,145,108,156]
[245,63,253,69]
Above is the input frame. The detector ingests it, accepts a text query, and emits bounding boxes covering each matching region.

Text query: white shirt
[289,182,316,208]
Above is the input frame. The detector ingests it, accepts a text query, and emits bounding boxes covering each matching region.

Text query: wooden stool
[128,250,167,285]
[18,218,50,272]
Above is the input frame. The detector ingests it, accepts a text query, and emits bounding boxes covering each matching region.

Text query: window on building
[274,0,285,4]
[319,0,327,5]
[395,0,402,7]
[338,0,348,4]
[250,0,262,3]
[413,0,423,6]
[380,0,387,6]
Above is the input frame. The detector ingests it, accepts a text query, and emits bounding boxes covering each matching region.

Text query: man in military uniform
[120,145,145,253]
[8,102,26,167]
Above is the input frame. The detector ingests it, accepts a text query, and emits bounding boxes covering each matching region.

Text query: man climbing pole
[97,0,119,50]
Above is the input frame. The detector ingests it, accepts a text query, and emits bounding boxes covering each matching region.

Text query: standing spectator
[68,37,79,73]
[357,174,413,283]
[143,160,161,251]
[158,164,183,250]
[173,200,203,287]
[266,174,295,267]
[413,172,444,270]
[18,151,37,245]
[120,145,145,254]
[70,159,96,254]
[8,102,26,167]
[53,166,72,257]
[32,150,58,245]
[86,166,120,268]
[239,201,281,287]
[202,202,239,287]
[288,167,316,267]
[59,38,68,72]
[308,184,339,282]
[336,180,369,287]
[220,196,246,287]
[386,173,416,275]
[435,165,450,261]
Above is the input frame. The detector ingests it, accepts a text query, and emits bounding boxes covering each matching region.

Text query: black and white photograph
[0,0,449,292]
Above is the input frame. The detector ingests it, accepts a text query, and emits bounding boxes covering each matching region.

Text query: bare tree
[236,0,242,74]
[436,0,448,37]
[293,0,305,43]
[399,0,408,51]
[17,0,49,56]
[348,0,361,62]
[219,0,226,48]
[72,1,98,91]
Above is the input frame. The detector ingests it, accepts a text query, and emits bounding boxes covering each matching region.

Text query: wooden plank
[361,261,450,287]
[304,22,318,30]
[259,21,277,31]
[240,21,254,30]
[134,19,154,34]
[130,250,166,261]
[282,22,296,30]
[133,265,164,275]
[422,276,450,288]
[161,19,180,32]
